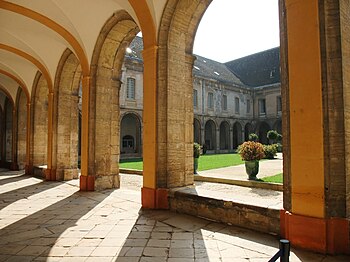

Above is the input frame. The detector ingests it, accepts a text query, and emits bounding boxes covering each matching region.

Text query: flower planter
[245,160,259,180]
[194,158,199,174]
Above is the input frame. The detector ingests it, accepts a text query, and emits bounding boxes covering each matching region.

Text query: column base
[280,210,350,254]
[25,164,33,175]
[141,187,169,209]
[80,175,95,191]
[44,168,56,181]
[10,162,19,171]
[94,174,120,190]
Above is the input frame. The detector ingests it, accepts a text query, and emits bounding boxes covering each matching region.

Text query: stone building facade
[120,37,282,157]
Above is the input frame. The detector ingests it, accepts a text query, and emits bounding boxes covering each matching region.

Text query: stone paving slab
[0,170,349,261]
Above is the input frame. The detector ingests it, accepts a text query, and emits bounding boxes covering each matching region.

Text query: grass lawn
[119,153,244,171]
[198,153,243,171]
[261,173,283,184]
[119,158,143,170]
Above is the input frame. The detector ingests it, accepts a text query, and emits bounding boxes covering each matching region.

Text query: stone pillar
[142,45,160,208]
[45,91,55,180]
[280,0,350,254]
[10,109,18,170]
[93,78,121,190]
[229,127,233,150]
[80,76,94,191]
[25,102,32,174]
[215,128,220,153]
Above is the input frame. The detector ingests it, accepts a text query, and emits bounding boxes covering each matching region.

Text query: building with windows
[120,37,281,157]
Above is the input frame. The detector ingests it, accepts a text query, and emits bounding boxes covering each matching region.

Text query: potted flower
[193,142,201,174]
[237,141,265,180]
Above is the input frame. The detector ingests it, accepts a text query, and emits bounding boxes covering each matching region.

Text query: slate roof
[193,55,244,86]
[126,36,279,89]
[225,47,280,87]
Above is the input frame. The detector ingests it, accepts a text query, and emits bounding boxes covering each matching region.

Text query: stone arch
[120,112,142,158]
[157,0,211,188]
[53,49,82,180]
[16,89,27,169]
[232,121,243,149]
[89,10,139,190]
[204,119,216,151]
[244,122,253,141]
[194,118,201,144]
[219,120,230,150]
[258,121,270,145]
[30,72,48,169]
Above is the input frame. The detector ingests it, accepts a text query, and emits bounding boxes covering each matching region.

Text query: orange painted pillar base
[80,176,95,191]
[280,210,350,254]
[44,168,56,181]
[142,187,169,209]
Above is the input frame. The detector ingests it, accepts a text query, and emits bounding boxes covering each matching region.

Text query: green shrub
[238,141,265,161]
[194,143,201,158]
[263,144,278,159]
[248,133,259,142]
[267,130,278,144]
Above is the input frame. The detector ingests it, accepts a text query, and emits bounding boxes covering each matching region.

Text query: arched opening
[244,122,253,141]
[204,120,216,151]
[89,10,139,190]
[194,118,201,144]
[120,113,142,158]
[219,121,230,150]
[232,121,242,149]
[53,49,82,180]
[258,121,270,144]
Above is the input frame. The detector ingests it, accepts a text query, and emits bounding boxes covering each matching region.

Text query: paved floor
[0,169,349,261]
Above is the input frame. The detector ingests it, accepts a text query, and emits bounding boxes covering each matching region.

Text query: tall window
[277,96,282,113]
[259,99,266,115]
[208,92,214,109]
[235,97,240,114]
[246,99,251,113]
[222,95,227,111]
[126,77,135,99]
[193,89,198,108]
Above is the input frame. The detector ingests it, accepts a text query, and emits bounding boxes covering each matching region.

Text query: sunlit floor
[0,170,348,262]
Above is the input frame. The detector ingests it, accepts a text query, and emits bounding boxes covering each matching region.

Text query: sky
[193,0,280,63]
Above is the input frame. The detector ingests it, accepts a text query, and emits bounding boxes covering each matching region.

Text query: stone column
[141,45,159,208]
[80,76,94,190]
[215,128,220,153]
[45,91,55,180]
[10,109,18,170]
[25,102,32,174]
[280,0,350,254]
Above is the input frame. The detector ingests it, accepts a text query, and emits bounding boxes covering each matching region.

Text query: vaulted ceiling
[0,0,167,106]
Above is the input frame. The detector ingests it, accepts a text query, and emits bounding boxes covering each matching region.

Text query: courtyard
[0,169,348,262]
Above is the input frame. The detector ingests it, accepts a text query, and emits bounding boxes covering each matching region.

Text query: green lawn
[198,153,244,171]
[119,158,143,170]
[261,173,283,184]
[119,153,244,171]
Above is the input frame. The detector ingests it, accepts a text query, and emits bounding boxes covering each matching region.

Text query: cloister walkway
[0,169,349,261]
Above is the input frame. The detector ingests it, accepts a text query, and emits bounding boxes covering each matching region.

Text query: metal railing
[268,239,290,262]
